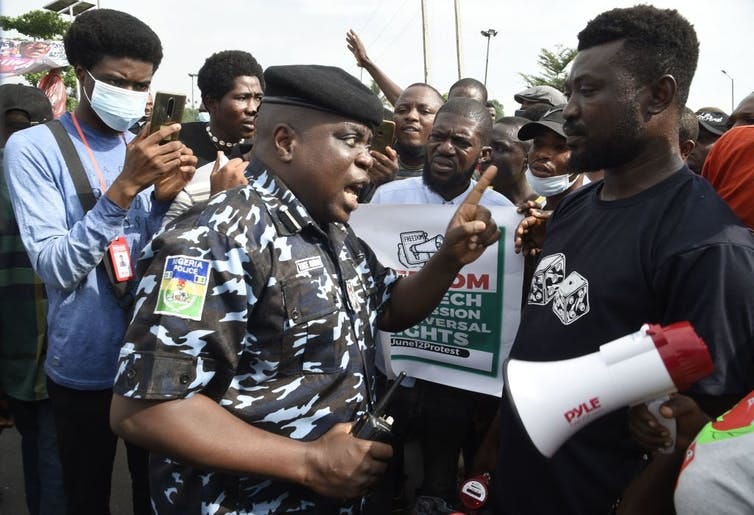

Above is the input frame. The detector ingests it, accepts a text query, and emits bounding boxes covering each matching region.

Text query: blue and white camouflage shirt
[114,170,399,514]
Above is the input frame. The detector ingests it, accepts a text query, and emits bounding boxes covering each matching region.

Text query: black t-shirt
[179,121,252,167]
[494,168,754,514]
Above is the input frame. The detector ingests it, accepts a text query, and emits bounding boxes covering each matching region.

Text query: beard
[566,99,645,172]
[423,155,478,199]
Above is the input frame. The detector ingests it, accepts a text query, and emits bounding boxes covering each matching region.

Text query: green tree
[183,106,199,123]
[1,10,77,110]
[519,45,576,93]
[369,79,390,109]
[0,10,70,39]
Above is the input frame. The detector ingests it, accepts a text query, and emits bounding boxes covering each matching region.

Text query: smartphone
[371,119,396,154]
[149,91,186,142]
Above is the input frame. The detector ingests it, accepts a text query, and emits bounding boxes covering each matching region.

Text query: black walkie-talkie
[351,371,406,443]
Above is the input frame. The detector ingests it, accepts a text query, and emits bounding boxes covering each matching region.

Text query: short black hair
[449,77,488,104]
[496,116,529,136]
[198,50,264,102]
[402,82,444,104]
[436,97,493,145]
[679,106,699,143]
[577,6,698,107]
[63,9,162,70]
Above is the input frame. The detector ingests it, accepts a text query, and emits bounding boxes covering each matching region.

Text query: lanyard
[70,112,127,192]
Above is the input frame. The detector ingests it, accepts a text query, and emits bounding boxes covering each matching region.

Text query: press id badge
[108,236,133,282]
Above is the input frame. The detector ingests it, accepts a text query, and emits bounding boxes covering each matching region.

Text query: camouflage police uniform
[114,170,399,514]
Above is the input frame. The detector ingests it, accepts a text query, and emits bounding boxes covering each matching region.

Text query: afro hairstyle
[197,50,264,102]
[63,8,163,71]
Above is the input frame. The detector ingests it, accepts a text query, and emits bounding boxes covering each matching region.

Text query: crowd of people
[1,4,753,515]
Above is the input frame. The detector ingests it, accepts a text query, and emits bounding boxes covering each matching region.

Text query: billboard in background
[1,39,68,78]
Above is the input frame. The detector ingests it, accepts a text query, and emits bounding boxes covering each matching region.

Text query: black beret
[262,65,383,129]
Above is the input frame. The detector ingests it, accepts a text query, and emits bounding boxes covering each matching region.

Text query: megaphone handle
[646,396,676,454]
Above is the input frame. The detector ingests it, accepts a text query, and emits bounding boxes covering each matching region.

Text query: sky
[2,0,753,114]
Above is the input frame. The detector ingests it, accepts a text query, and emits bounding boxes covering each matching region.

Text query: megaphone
[410,235,444,254]
[504,322,713,458]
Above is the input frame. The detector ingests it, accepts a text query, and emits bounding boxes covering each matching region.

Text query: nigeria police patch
[154,255,211,320]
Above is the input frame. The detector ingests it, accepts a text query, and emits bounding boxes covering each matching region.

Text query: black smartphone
[149,91,186,142]
[371,119,396,154]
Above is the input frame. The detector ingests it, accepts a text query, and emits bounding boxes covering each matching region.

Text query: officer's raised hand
[441,164,501,265]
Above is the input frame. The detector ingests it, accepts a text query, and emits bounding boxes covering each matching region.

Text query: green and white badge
[155,255,211,320]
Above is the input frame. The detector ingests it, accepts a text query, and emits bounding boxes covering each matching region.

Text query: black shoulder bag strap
[47,119,133,307]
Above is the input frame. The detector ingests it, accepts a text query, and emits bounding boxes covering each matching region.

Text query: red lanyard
[70,112,127,192]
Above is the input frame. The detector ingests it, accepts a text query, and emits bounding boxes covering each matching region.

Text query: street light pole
[721,69,735,113]
[480,28,498,87]
[188,73,198,109]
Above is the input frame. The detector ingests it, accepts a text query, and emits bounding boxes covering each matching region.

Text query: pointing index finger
[462,164,497,207]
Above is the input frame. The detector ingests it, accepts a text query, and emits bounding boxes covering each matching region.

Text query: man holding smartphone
[3,9,197,514]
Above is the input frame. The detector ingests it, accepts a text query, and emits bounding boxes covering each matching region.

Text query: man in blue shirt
[3,9,197,515]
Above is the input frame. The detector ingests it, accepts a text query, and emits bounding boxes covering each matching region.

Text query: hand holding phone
[370,119,396,155]
[149,92,186,143]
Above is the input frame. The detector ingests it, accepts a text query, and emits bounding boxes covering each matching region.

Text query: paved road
[0,426,134,515]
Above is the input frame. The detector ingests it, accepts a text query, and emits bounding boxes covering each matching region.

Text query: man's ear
[479,145,492,163]
[647,74,677,115]
[272,123,296,163]
[680,139,696,160]
[204,96,219,116]
[74,64,87,83]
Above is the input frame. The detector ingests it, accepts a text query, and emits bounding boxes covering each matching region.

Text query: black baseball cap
[695,108,729,136]
[0,83,53,124]
[518,106,566,140]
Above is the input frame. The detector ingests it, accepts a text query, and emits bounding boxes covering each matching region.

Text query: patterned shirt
[0,149,48,401]
[114,171,399,513]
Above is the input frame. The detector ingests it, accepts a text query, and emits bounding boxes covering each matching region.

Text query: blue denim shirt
[3,113,168,389]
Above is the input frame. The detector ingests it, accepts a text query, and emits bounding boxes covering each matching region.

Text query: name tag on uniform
[296,256,324,273]
[155,255,211,321]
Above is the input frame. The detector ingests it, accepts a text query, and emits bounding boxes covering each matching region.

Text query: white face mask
[197,111,211,123]
[84,71,149,132]
[525,168,579,197]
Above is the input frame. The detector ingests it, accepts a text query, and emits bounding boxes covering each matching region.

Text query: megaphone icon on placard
[410,235,444,255]
[504,322,714,458]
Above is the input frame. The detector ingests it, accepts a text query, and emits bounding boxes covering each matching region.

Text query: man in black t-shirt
[492,6,754,515]
[180,50,264,167]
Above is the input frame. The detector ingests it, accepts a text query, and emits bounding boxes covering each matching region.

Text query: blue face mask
[84,71,149,132]
[197,111,211,123]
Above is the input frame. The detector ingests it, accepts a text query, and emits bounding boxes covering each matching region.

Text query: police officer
[110,64,500,513]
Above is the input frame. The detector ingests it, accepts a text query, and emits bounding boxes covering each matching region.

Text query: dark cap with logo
[0,83,53,124]
[262,65,383,129]
[518,106,566,140]
[695,108,729,136]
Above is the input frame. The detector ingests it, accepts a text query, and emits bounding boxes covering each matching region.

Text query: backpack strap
[46,119,133,307]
